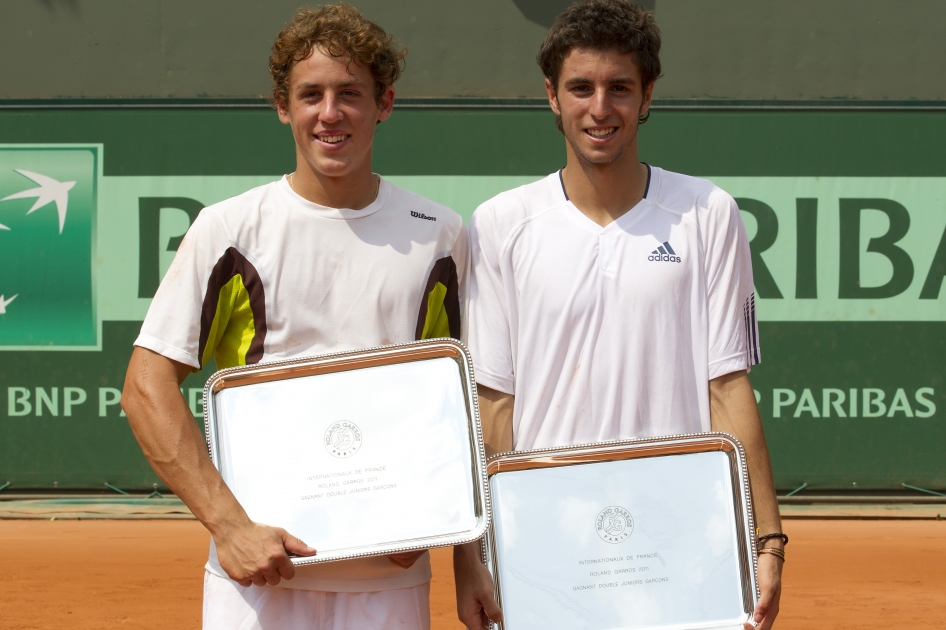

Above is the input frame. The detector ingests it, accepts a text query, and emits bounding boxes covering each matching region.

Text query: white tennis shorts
[202,571,431,630]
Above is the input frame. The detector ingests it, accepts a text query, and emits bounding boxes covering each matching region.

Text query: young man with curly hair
[455,1,783,629]
[121,5,466,628]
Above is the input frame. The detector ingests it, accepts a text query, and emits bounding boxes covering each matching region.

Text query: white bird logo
[0,294,18,314]
[1,169,76,234]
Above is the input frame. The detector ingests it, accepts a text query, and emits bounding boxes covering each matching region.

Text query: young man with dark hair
[122,5,466,628]
[455,1,783,629]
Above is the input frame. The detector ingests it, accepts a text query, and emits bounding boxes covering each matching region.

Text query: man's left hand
[745,553,782,629]
[387,550,426,568]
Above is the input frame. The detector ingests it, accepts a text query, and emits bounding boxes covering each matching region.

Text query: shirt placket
[597,232,618,278]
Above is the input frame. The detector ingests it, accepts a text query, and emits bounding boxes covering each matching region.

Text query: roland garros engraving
[324,421,362,458]
[596,506,634,544]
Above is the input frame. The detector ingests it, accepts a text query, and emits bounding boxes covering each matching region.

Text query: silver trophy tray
[203,339,490,565]
[484,433,758,630]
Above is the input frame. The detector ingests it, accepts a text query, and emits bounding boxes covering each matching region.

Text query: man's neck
[561,146,649,228]
[289,155,379,210]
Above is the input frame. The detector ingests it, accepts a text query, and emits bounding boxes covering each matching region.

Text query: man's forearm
[121,347,250,536]
[709,371,782,540]
[709,370,784,629]
[452,385,513,629]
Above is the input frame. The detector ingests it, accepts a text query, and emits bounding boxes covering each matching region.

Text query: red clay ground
[1,519,943,629]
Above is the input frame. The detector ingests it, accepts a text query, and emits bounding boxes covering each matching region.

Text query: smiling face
[277,46,394,181]
[546,47,653,167]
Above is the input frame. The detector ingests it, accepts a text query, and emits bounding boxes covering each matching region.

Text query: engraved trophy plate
[203,339,489,565]
[484,434,758,630]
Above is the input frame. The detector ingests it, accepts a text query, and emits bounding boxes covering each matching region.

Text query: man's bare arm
[121,346,316,586]
[709,370,783,630]
[478,384,514,457]
[455,384,512,629]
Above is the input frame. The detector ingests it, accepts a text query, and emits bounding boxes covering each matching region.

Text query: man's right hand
[454,542,503,630]
[122,348,318,588]
[215,520,317,587]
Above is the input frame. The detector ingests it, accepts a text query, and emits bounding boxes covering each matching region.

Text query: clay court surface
[1,519,943,629]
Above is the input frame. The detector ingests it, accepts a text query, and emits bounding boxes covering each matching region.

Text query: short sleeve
[704,192,760,380]
[415,222,469,343]
[452,223,471,344]
[468,203,515,394]
[135,210,233,369]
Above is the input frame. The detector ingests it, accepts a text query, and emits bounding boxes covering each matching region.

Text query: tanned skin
[454,48,783,630]
[122,47,425,588]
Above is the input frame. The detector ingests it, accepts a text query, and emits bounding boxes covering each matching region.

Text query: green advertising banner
[0,108,944,492]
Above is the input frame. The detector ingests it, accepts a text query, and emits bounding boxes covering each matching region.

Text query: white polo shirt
[468,166,759,451]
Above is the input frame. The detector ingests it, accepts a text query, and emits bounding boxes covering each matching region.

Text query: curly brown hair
[269,4,407,108]
[538,0,661,127]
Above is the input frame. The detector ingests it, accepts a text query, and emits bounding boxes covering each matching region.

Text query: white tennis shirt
[468,166,759,451]
[136,176,468,592]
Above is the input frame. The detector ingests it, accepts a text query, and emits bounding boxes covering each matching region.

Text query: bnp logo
[0,146,99,348]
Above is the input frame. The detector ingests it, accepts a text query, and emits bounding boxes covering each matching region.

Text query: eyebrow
[295,80,366,91]
[564,76,638,86]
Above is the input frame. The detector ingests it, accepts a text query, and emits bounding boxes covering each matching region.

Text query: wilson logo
[410,211,436,221]
[648,241,681,263]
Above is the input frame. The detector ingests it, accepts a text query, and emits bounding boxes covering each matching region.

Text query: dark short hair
[270,4,407,108]
[537,0,662,127]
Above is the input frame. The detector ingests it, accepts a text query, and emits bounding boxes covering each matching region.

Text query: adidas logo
[647,241,682,263]
[410,211,436,221]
